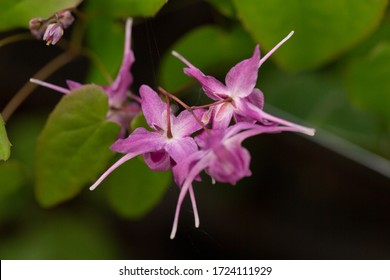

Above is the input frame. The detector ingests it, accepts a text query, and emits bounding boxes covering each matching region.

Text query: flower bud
[43,23,64,45]
[29,17,46,38]
[56,11,74,29]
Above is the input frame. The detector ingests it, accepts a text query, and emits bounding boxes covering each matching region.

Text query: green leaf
[232,0,388,71]
[130,112,150,131]
[86,0,167,18]
[0,161,29,222]
[35,85,120,207]
[0,213,120,259]
[159,25,254,91]
[0,161,26,199]
[0,115,11,161]
[86,16,124,84]
[104,156,171,219]
[0,0,82,30]
[84,0,167,84]
[346,43,390,120]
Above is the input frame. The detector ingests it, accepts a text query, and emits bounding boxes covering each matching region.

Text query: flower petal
[143,150,171,171]
[224,45,260,98]
[165,137,198,165]
[111,127,166,154]
[89,152,136,191]
[212,102,234,129]
[171,108,205,138]
[183,67,227,100]
[233,88,264,123]
[170,154,210,239]
[104,18,135,108]
[172,150,204,186]
[139,85,167,131]
[206,144,251,185]
[66,80,83,90]
[236,100,315,136]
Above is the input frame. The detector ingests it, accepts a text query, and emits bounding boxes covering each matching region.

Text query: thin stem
[0,33,34,48]
[158,86,208,133]
[166,96,173,139]
[192,97,232,109]
[1,51,76,122]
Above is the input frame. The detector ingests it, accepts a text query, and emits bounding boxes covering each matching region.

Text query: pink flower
[173,31,315,136]
[170,122,302,239]
[30,18,138,136]
[89,85,206,229]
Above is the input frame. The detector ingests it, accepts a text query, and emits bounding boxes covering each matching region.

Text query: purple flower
[89,85,206,228]
[30,18,139,136]
[173,31,315,136]
[43,23,64,45]
[170,122,302,239]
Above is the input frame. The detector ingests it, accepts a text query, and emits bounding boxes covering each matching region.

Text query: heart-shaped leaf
[86,0,167,18]
[103,156,171,219]
[35,85,120,207]
[232,0,388,71]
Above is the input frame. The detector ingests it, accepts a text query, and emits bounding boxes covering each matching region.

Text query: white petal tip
[305,128,316,136]
[126,18,133,28]
[170,232,176,240]
[171,50,179,56]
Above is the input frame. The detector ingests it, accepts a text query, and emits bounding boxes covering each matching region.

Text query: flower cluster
[30,18,140,137]
[30,17,315,238]
[29,10,75,45]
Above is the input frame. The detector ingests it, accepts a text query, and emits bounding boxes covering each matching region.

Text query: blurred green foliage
[0,114,11,161]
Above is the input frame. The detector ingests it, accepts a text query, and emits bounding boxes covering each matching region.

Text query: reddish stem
[157,87,209,133]
[166,95,173,138]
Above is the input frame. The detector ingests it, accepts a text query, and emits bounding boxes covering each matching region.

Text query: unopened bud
[43,23,64,45]
[29,17,46,38]
[56,11,74,29]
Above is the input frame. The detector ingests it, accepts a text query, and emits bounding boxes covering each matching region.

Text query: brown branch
[2,51,76,121]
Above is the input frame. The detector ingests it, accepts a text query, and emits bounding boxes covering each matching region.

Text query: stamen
[192,97,232,109]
